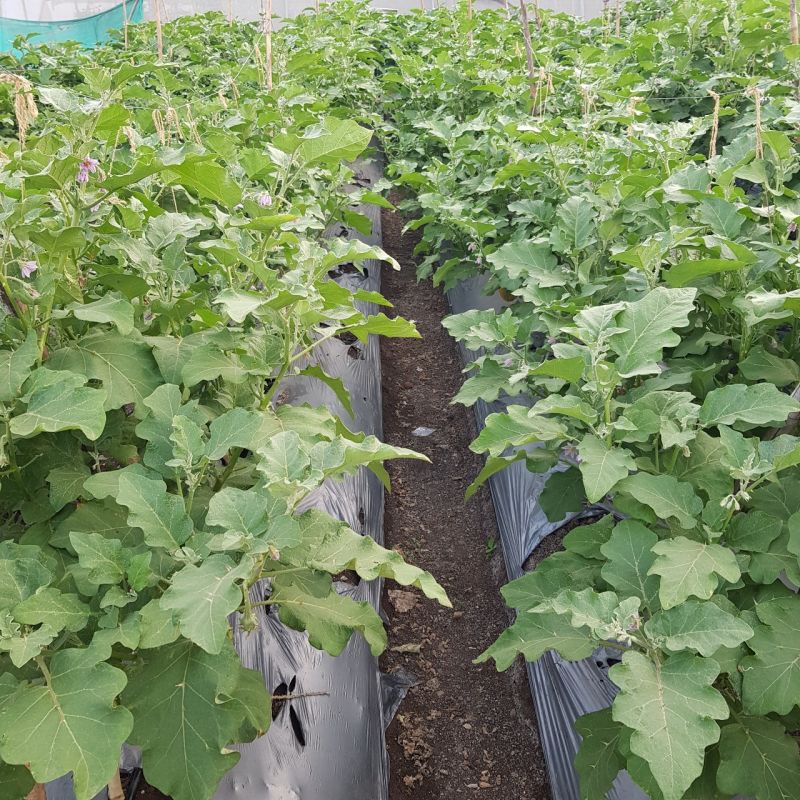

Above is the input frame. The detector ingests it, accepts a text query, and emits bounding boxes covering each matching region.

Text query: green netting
[0,0,143,52]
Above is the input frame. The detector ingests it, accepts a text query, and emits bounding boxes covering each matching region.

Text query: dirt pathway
[378,204,551,799]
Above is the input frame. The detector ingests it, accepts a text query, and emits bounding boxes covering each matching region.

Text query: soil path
[378,202,550,799]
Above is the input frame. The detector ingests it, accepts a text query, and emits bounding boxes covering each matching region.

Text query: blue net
[0,0,143,52]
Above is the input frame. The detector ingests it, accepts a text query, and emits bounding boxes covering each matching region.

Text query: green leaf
[68,293,135,335]
[280,511,449,606]
[697,196,744,238]
[578,435,636,503]
[609,287,697,378]
[299,364,354,416]
[206,407,276,460]
[717,717,800,800]
[213,289,265,323]
[563,514,615,560]
[345,312,420,343]
[453,360,515,406]
[740,596,800,715]
[161,555,251,654]
[739,347,800,387]
[664,258,748,288]
[271,581,387,656]
[645,601,753,656]
[699,384,800,428]
[123,640,254,800]
[69,532,128,585]
[13,588,89,633]
[617,473,703,530]
[0,649,133,800]
[297,117,372,165]
[471,405,567,457]
[486,239,565,287]
[0,543,53,609]
[557,196,595,252]
[48,332,162,415]
[574,708,626,800]
[476,609,595,670]
[540,467,586,521]
[610,651,728,800]
[166,159,242,207]
[649,537,740,609]
[116,469,194,549]
[11,372,106,441]
[464,451,530,500]
[0,762,34,799]
[600,520,660,611]
[47,463,91,509]
[0,332,38,403]
[207,487,300,550]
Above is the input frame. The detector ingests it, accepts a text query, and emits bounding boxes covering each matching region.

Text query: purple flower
[20,260,37,278]
[77,168,89,184]
[467,242,477,253]
[81,156,100,174]
[475,255,483,266]
[257,191,273,208]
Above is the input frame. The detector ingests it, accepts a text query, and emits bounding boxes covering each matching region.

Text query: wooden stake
[518,0,537,103]
[531,0,541,32]
[228,0,233,23]
[155,0,163,60]
[615,0,621,37]
[791,0,799,45]
[25,785,45,800]
[108,770,125,800]
[467,0,473,46]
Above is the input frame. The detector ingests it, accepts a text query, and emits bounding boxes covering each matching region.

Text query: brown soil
[378,201,551,799]
[129,779,167,800]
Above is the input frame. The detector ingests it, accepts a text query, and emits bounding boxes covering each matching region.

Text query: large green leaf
[161,555,251,654]
[68,294,135,335]
[49,332,162,415]
[574,708,626,800]
[649,537,740,609]
[471,405,567,457]
[486,239,565,287]
[645,601,753,657]
[476,610,595,670]
[124,640,260,800]
[617,473,702,530]
[740,596,800,715]
[271,580,387,656]
[0,649,132,800]
[0,332,38,404]
[610,651,728,800]
[578,435,636,502]
[297,117,372,165]
[115,468,194,549]
[699,384,800,428]
[10,372,106,441]
[280,511,449,605]
[608,288,696,377]
[600,520,660,611]
[717,717,800,800]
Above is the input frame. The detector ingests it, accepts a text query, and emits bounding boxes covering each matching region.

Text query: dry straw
[0,74,38,147]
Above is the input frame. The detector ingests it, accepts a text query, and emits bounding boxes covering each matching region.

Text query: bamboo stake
[228,0,233,23]
[748,86,764,159]
[155,0,164,60]
[121,0,129,48]
[265,0,273,92]
[531,0,541,32]
[615,0,621,37]
[108,770,125,800]
[708,91,720,159]
[518,0,537,103]
[791,0,799,45]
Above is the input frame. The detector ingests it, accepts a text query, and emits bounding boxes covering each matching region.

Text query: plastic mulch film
[447,275,645,800]
[212,153,392,800]
[46,154,397,800]
[0,0,143,52]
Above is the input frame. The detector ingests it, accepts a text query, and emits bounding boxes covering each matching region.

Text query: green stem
[214,448,242,491]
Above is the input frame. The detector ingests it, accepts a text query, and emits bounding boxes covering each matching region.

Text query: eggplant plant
[0,16,449,800]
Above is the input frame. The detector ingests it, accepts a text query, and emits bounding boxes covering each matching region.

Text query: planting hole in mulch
[378,199,551,799]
